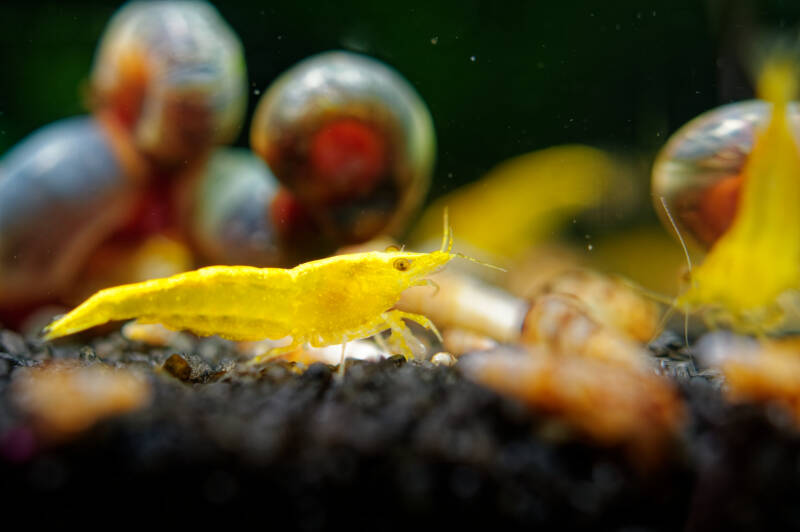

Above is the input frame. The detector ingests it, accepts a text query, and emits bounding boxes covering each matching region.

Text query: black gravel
[0,330,798,530]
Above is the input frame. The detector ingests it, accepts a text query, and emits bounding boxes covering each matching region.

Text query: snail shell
[90,0,247,167]
[251,50,435,244]
[653,100,800,249]
[0,116,143,305]
[188,148,282,266]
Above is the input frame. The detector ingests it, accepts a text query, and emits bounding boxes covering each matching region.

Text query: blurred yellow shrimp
[650,55,800,334]
[43,213,468,363]
[674,58,800,331]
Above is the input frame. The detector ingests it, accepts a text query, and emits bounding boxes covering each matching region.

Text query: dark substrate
[0,329,798,530]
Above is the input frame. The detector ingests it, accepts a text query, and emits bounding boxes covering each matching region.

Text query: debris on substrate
[0,328,798,530]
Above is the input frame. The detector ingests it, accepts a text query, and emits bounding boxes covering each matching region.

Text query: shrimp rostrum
[43,214,462,363]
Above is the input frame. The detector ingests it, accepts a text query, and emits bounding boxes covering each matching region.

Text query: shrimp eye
[385,244,401,252]
[393,258,411,271]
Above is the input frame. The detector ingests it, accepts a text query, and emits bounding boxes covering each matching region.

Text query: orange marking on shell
[697,174,741,246]
[310,119,388,199]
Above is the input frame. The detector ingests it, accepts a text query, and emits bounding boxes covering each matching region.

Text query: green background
[0,0,797,201]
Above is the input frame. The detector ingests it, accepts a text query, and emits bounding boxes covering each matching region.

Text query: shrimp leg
[381,310,442,358]
[248,338,306,365]
[386,310,443,342]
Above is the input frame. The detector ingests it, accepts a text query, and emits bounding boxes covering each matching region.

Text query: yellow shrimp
[675,57,800,331]
[43,214,461,364]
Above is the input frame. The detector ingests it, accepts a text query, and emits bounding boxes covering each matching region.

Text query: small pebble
[0,351,30,367]
[431,352,456,367]
[79,346,98,362]
[0,331,28,356]
[387,354,407,368]
[162,354,192,381]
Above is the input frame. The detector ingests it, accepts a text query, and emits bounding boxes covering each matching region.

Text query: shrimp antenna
[618,276,675,306]
[659,195,692,346]
[439,206,506,271]
[614,275,680,344]
[454,252,508,272]
[650,303,679,344]
[660,196,693,274]
[440,207,453,253]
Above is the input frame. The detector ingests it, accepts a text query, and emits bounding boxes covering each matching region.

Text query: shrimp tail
[41,284,149,340]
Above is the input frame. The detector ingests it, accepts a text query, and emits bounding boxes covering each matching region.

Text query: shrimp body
[43,218,457,362]
[658,57,800,331]
[42,266,297,342]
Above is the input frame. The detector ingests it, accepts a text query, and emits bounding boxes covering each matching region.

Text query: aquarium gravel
[0,328,798,530]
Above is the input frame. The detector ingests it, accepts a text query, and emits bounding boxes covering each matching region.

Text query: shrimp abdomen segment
[43,266,296,341]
